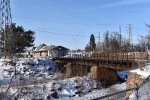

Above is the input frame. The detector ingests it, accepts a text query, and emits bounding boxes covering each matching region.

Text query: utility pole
[74,39,77,52]
[119,25,122,53]
[119,25,122,35]
[98,32,101,52]
[0,0,13,58]
[128,24,132,44]
[127,24,133,52]
[76,39,77,52]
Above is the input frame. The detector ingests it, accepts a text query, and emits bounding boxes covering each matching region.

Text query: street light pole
[76,39,77,52]
[98,32,101,53]
[74,39,77,52]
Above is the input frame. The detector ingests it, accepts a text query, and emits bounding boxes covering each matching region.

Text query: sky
[11,0,150,50]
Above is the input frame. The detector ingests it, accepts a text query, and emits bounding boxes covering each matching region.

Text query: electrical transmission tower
[0,0,13,58]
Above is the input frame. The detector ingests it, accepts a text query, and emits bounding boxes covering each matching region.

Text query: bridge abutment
[65,63,91,78]
[65,63,118,86]
[91,66,118,86]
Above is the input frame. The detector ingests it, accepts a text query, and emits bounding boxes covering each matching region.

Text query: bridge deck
[53,52,150,70]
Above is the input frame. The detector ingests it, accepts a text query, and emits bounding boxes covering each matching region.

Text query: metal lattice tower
[0,0,13,58]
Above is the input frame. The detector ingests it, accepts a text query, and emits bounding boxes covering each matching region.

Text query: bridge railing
[61,52,150,61]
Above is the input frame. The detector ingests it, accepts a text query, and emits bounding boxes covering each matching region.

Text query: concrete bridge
[53,52,150,85]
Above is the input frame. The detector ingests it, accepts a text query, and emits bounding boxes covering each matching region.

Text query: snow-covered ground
[15,76,98,99]
[0,57,57,84]
[131,65,150,78]
[0,57,128,99]
[2,57,150,99]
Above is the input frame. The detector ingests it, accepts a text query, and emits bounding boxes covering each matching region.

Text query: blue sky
[11,0,150,50]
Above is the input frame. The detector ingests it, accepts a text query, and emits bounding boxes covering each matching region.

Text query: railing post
[108,52,109,62]
[104,53,105,60]
[147,52,149,60]
[133,52,135,60]
[117,53,118,61]
[99,53,101,60]
[140,52,141,60]
[127,52,128,62]
[136,86,139,100]
[122,53,124,62]
[111,53,113,61]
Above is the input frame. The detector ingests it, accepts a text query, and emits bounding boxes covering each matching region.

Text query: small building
[51,46,69,58]
[32,43,55,57]
[32,44,69,58]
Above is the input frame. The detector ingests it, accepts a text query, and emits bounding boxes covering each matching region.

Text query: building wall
[51,49,68,58]
[32,52,41,57]
[32,51,48,57]
[41,51,48,56]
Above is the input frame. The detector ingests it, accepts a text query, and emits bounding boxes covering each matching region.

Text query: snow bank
[130,65,150,78]
[0,57,57,84]
[15,76,97,99]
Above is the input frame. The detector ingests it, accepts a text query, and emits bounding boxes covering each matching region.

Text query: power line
[33,29,91,38]
[26,28,141,42]
[25,28,101,38]
[12,15,147,40]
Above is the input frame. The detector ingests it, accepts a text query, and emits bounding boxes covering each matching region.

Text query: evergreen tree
[25,30,35,47]
[85,34,96,52]
[10,23,35,53]
[90,34,96,51]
